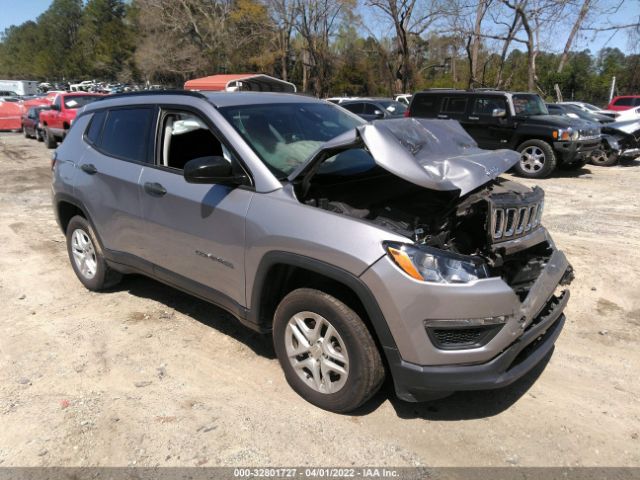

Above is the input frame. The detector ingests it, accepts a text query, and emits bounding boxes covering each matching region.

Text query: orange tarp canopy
[184,74,296,93]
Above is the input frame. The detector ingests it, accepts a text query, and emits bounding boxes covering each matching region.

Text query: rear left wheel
[66,216,122,291]
[273,288,385,413]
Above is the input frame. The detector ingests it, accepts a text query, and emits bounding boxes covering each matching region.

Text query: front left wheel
[65,215,122,291]
[273,288,385,413]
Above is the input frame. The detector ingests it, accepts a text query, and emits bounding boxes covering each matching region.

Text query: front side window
[218,102,363,178]
[159,111,231,170]
[99,108,153,163]
[512,94,548,116]
[377,100,407,116]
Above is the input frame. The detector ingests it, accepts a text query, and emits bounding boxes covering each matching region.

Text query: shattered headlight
[384,242,490,284]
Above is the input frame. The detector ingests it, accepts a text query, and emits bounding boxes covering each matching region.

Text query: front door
[463,96,513,150]
[137,108,253,308]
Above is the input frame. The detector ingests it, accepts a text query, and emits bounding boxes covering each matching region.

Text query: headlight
[553,128,575,141]
[384,242,490,284]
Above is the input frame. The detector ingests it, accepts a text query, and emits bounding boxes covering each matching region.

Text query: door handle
[80,163,97,175]
[437,114,448,119]
[144,182,167,197]
[468,116,479,120]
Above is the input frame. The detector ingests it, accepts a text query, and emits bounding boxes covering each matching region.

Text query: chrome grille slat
[491,198,544,242]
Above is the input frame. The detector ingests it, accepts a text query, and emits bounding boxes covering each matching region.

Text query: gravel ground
[0,132,639,467]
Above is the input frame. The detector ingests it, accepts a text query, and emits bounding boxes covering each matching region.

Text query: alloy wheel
[520,146,546,173]
[71,229,97,280]
[284,311,349,394]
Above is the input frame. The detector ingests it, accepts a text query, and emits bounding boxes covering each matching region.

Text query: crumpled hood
[602,119,640,138]
[288,118,520,197]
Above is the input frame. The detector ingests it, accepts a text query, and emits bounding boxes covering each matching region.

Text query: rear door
[137,107,253,308]
[438,95,468,121]
[74,106,155,256]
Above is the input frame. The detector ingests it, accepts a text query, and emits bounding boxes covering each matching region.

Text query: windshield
[64,95,101,109]
[218,102,363,177]
[377,100,407,116]
[512,94,548,116]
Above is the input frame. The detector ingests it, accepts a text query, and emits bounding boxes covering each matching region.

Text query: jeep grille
[491,198,544,241]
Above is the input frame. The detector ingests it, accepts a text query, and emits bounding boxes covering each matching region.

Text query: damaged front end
[600,119,640,161]
[290,118,573,396]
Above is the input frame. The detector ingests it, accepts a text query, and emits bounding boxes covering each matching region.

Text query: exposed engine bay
[290,118,572,295]
[298,157,565,297]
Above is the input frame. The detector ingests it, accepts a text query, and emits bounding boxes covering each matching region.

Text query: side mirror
[373,110,385,119]
[183,156,246,186]
[492,108,506,118]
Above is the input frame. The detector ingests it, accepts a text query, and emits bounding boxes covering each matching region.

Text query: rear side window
[99,108,153,163]
[85,111,106,145]
[343,103,364,114]
[635,98,640,106]
[363,103,379,114]
[410,95,441,117]
[442,97,468,114]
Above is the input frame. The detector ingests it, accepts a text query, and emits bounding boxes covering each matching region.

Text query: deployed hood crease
[288,118,520,197]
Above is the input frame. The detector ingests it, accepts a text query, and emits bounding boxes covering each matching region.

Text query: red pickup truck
[40,92,103,148]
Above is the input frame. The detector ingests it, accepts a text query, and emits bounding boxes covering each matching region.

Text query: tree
[294,0,352,96]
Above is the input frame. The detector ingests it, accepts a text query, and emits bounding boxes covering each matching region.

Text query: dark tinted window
[85,110,106,145]
[442,97,468,114]
[546,104,564,114]
[343,103,364,114]
[100,108,153,163]
[410,94,441,117]
[63,95,102,109]
[472,97,507,115]
[613,97,634,106]
[363,103,379,115]
[634,98,640,106]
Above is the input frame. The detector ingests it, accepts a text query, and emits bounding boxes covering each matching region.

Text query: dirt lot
[0,131,639,468]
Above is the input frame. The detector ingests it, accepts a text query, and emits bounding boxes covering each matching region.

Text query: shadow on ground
[115,274,276,360]
[115,274,553,420]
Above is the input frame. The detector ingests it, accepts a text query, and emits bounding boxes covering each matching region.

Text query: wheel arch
[249,251,398,353]
[54,194,105,251]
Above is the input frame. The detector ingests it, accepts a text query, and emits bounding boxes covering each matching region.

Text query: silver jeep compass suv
[52,91,573,412]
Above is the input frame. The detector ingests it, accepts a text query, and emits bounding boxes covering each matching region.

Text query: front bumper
[553,139,600,163]
[361,235,572,401]
[386,291,568,402]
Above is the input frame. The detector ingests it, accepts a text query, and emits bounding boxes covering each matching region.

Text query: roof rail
[96,89,206,101]
[469,87,502,92]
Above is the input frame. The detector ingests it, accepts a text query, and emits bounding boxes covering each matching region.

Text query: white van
[0,80,39,96]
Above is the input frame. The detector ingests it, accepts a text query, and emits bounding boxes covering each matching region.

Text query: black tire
[36,128,44,142]
[515,139,557,178]
[65,215,122,291]
[273,288,385,413]
[590,148,618,167]
[43,127,57,149]
[23,125,30,138]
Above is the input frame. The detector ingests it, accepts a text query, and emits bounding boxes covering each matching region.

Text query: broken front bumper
[362,238,572,402]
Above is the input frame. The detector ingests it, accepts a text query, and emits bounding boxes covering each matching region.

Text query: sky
[0,0,637,54]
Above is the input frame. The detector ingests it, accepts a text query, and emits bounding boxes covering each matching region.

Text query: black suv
[407,90,601,178]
